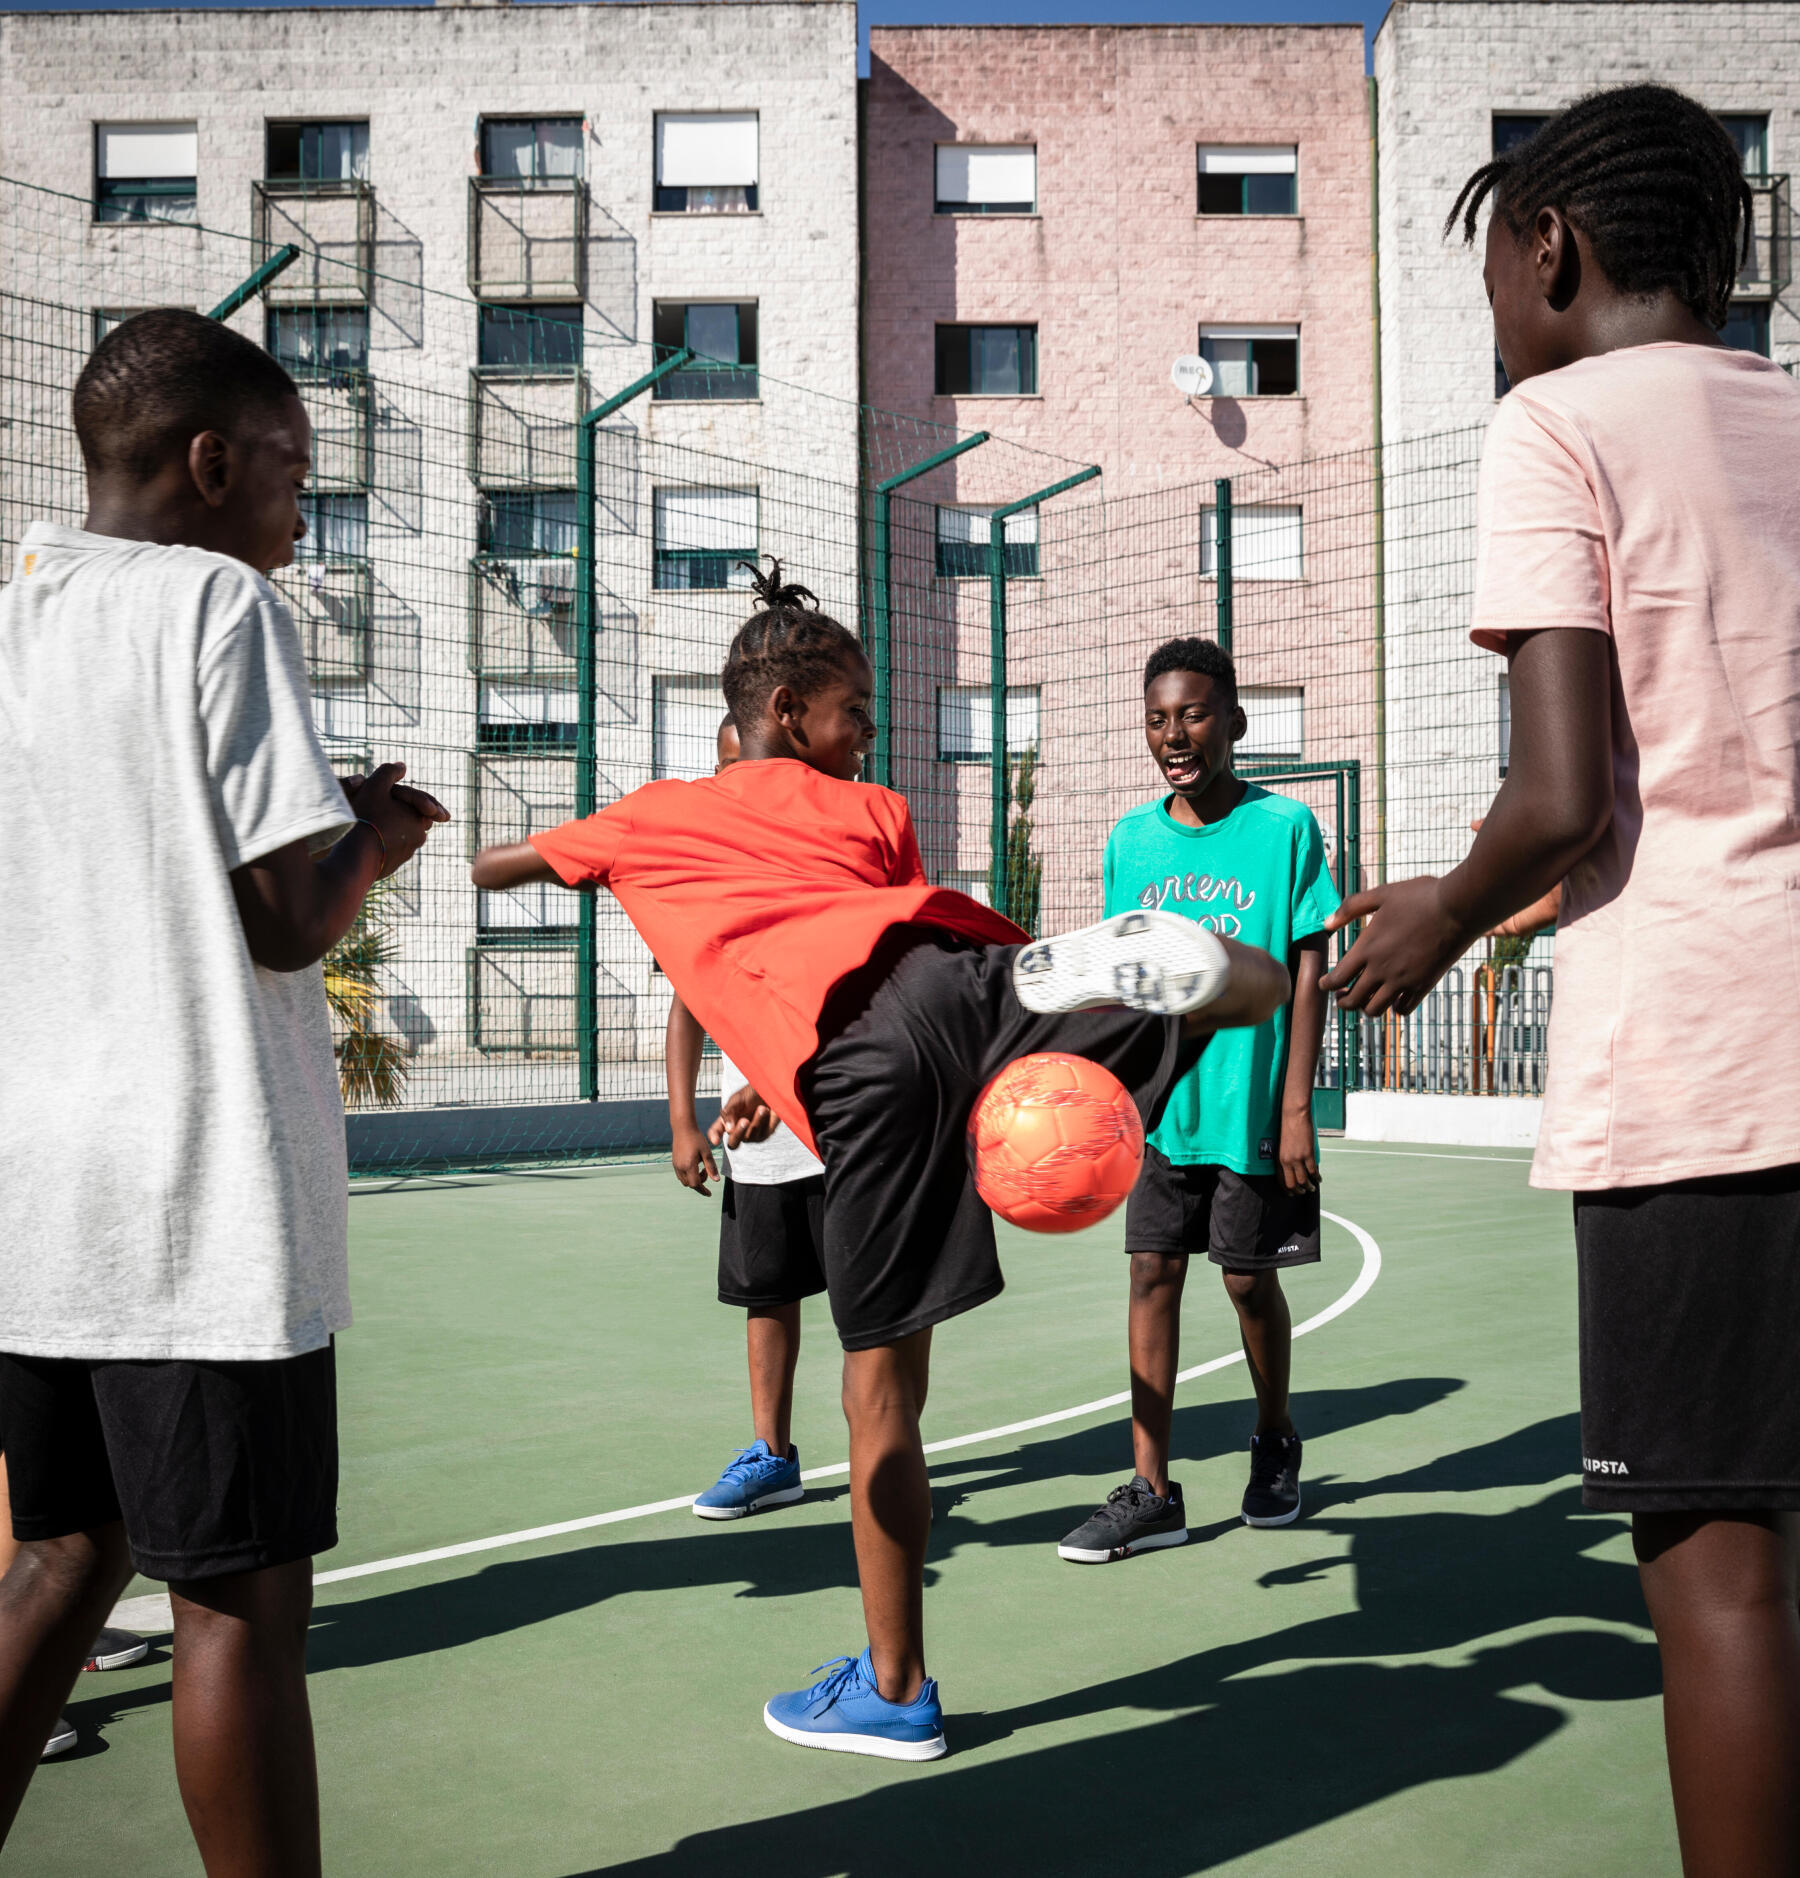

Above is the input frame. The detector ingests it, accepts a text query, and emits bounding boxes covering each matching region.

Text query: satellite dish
[1171,353,1215,398]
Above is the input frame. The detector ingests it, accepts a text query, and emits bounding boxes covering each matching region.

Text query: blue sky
[1,0,1395,73]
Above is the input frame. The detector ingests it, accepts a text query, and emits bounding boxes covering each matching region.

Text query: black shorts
[1575,1165,1800,1513]
[800,928,1187,1352]
[718,1175,828,1308]
[0,1344,338,1580]
[1124,1145,1322,1270]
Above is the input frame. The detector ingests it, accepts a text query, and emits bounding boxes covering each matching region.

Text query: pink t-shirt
[1471,343,1800,1191]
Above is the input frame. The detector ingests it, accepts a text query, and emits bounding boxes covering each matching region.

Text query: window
[936,506,1038,579]
[1722,302,1772,356]
[1491,115,1551,156]
[1199,325,1298,397]
[935,145,1036,215]
[1498,674,1511,776]
[654,113,758,213]
[652,302,759,399]
[1239,686,1304,761]
[1200,503,1303,581]
[935,325,1038,397]
[91,308,152,347]
[1197,146,1297,217]
[297,493,368,562]
[95,122,197,224]
[652,487,758,590]
[478,681,579,752]
[481,117,583,182]
[268,306,369,375]
[478,304,584,371]
[309,682,370,768]
[936,684,1041,762]
[266,121,369,183]
[1719,114,1770,176]
[653,675,727,778]
[481,491,580,560]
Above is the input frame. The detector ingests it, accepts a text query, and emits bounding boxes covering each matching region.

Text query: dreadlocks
[1445,84,1751,329]
[720,557,864,727]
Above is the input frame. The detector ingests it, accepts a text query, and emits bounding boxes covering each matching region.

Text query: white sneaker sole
[41,1721,76,1760]
[1013,912,1231,1017]
[693,1484,804,1521]
[1057,1526,1190,1563]
[763,1704,947,1761]
[1242,1499,1302,1529]
[86,1640,150,1672]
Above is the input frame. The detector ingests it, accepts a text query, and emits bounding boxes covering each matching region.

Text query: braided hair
[720,557,864,728]
[1445,85,1750,329]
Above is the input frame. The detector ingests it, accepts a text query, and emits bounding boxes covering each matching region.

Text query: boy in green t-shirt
[1058,638,1339,1563]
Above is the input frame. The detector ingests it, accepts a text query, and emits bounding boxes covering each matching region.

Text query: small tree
[1002,747,1044,935]
[322,875,409,1108]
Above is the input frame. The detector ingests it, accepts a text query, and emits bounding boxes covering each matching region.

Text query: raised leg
[841,1328,933,1704]
[1221,1268,1295,1436]
[1128,1251,1189,1495]
[746,1301,802,1455]
[1634,1510,1800,1878]
[170,1558,321,1878]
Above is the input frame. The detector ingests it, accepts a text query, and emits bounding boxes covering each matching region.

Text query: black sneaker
[41,1715,75,1760]
[1057,1476,1188,1563]
[84,1627,148,1672]
[1242,1431,1303,1527]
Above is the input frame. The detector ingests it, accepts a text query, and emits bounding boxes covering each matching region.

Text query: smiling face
[770,649,875,782]
[1144,668,1243,804]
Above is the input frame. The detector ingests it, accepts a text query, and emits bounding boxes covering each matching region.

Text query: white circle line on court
[307,1210,1381,1592]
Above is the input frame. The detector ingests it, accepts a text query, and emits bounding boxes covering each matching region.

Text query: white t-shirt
[718,1050,823,1186]
[0,524,356,1359]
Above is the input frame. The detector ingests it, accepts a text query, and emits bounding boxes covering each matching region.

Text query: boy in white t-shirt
[0,310,446,1859]
[665,715,825,1518]
[1324,87,1800,1874]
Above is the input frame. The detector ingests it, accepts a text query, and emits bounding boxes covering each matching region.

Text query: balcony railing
[467,176,588,301]
[1740,173,1792,298]
[467,553,580,682]
[291,366,372,491]
[467,365,588,489]
[270,556,373,681]
[252,179,375,304]
[1356,962,1553,1098]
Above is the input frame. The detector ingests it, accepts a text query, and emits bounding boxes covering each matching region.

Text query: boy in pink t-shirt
[1325,87,1800,1875]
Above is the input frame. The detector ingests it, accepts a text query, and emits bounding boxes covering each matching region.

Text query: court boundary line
[304,1210,1380,1591]
[1325,1147,1534,1166]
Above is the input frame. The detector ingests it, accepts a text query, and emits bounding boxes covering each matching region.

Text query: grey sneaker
[84,1627,149,1672]
[1242,1431,1303,1527]
[1057,1476,1189,1563]
[42,1715,76,1760]
[1013,912,1230,1017]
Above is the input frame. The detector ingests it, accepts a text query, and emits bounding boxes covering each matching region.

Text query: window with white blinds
[935,506,1039,578]
[935,145,1036,214]
[1200,503,1304,581]
[655,114,758,212]
[652,487,758,590]
[653,675,729,779]
[1239,686,1304,761]
[936,684,1041,762]
[95,123,197,224]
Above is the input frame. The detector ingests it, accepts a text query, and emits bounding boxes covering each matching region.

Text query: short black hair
[1144,636,1236,703]
[1446,85,1750,329]
[72,308,300,482]
[720,558,864,727]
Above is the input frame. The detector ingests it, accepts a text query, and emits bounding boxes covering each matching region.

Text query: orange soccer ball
[968,1052,1146,1234]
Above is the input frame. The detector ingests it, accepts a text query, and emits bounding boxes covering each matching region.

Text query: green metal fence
[0,173,1541,1172]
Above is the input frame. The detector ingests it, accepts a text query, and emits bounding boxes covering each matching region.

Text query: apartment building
[0,1,860,1124]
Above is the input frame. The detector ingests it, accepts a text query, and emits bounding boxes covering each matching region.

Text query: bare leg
[1128,1252,1189,1496]
[1634,1511,1800,1878]
[1221,1269,1295,1436]
[841,1329,932,1704]
[746,1301,802,1454]
[0,1457,20,1579]
[0,1524,134,1844]
[170,1559,321,1878]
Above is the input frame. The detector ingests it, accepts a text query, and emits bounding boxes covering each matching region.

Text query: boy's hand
[1320,877,1472,1018]
[344,763,449,879]
[709,1083,778,1150]
[1278,1100,1319,1194]
[671,1123,718,1195]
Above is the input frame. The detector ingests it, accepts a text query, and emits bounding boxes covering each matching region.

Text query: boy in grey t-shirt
[0,311,447,1862]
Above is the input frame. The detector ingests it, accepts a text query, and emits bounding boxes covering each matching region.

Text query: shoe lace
[805,1656,867,1713]
[719,1445,773,1484]
[1096,1481,1152,1525]
[1249,1438,1292,1489]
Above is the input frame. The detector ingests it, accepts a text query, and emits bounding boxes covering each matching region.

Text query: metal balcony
[467,365,589,490]
[291,366,372,491]
[1740,173,1792,298]
[468,176,588,302]
[270,557,373,681]
[252,179,375,304]
[467,554,581,682]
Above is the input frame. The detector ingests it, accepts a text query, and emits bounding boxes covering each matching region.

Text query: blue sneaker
[763,1649,947,1761]
[692,1440,804,1521]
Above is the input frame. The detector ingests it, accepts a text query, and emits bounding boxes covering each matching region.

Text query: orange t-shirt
[528,758,1028,1156]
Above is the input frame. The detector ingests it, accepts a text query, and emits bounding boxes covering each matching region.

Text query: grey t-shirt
[0,523,356,1360]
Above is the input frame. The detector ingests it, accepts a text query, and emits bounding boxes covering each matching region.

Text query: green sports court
[19,1142,1676,1876]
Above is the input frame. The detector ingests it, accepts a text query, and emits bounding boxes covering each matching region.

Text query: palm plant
[322,875,409,1107]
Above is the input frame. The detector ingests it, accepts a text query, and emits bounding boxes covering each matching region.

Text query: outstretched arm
[471,841,559,892]
[666,997,718,1195]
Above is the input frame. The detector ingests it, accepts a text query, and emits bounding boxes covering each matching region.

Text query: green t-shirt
[1103,783,1341,1174]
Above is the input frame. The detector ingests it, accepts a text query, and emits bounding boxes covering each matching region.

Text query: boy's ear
[1536,206,1581,313]
[1229,703,1247,744]
[187,430,232,510]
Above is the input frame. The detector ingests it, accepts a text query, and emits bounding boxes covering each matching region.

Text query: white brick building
[0,1,860,1136]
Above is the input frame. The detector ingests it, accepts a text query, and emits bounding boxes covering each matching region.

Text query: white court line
[306,1211,1380,1591]
[1325,1147,1533,1166]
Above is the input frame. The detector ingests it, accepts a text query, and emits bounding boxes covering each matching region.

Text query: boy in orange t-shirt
[474,561,1289,1760]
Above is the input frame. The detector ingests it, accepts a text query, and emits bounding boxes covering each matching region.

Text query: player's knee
[1222,1267,1279,1311]
[171,1560,314,1653]
[1128,1250,1187,1301]
[8,1528,130,1610]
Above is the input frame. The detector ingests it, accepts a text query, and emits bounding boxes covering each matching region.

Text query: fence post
[206,244,301,321]
[1214,476,1233,653]
[984,464,1102,915]
[573,346,692,1100]
[868,432,990,790]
